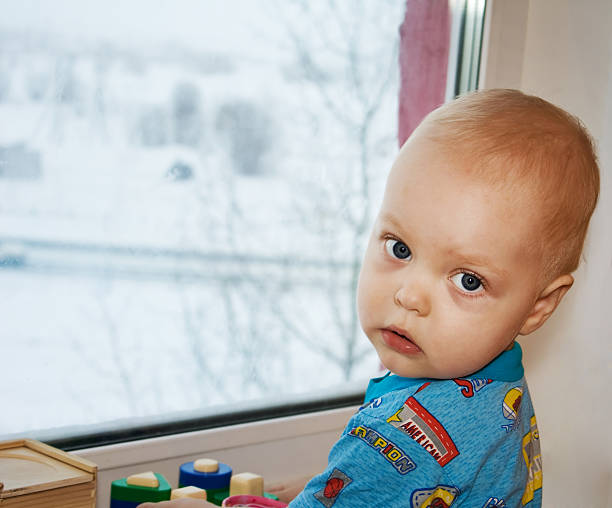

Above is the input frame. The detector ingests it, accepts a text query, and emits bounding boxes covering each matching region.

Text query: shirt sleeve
[288,411,454,508]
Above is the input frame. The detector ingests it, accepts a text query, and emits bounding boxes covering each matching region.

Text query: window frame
[3,0,487,451]
[44,389,365,452]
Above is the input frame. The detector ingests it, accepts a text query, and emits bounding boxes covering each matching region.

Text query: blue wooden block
[179,460,232,490]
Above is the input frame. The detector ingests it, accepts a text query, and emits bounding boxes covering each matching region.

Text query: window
[0,0,485,445]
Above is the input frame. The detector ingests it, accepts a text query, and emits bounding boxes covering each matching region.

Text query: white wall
[482,1,612,507]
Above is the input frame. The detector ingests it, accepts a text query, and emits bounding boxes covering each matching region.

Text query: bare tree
[162,0,403,387]
[268,0,403,380]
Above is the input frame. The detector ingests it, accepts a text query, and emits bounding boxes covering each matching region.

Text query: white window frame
[4,8,507,504]
[70,2,508,504]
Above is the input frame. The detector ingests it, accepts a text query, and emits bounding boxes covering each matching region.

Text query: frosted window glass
[0,0,435,435]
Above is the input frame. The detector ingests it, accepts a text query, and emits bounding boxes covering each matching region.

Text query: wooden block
[0,439,96,508]
[0,480,95,507]
[194,458,219,473]
[22,440,97,473]
[229,472,264,497]
[171,486,207,500]
[126,471,159,488]
[111,472,171,504]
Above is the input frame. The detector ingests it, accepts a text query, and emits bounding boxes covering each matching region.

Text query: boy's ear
[519,274,574,336]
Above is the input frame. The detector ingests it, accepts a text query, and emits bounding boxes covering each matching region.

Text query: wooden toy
[110,458,281,507]
[179,458,233,505]
[178,458,280,506]
[194,458,219,472]
[127,471,160,488]
[0,438,97,508]
[171,485,207,500]
[229,472,264,497]
[110,471,171,507]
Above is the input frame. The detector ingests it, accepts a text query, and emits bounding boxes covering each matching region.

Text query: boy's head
[357,89,600,379]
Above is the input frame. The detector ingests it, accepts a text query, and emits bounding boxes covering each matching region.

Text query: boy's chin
[379,355,428,379]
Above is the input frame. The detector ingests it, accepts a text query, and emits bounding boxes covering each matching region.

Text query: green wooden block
[208,487,230,506]
[110,473,172,503]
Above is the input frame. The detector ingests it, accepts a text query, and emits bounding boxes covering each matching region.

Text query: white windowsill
[76,405,357,507]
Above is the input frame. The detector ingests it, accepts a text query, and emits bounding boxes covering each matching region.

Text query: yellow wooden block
[126,471,159,488]
[171,486,207,500]
[229,472,264,497]
[194,458,219,473]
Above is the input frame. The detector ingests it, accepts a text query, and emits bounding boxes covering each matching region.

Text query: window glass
[0,0,472,437]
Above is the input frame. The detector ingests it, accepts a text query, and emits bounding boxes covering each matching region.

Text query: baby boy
[140,89,600,507]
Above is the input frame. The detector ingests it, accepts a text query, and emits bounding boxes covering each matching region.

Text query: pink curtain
[398,0,452,147]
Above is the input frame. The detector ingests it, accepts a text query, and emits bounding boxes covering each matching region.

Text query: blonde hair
[422,88,600,279]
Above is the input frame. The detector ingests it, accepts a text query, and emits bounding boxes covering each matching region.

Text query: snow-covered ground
[0,0,404,435]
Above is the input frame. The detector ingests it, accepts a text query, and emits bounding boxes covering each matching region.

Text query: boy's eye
[385,239,411,260]
[451,272,484,293]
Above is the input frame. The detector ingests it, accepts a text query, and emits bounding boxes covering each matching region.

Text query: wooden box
[0,439,97,507]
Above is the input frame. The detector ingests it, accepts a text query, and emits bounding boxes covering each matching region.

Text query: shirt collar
[471,341,524,382]
[364,342,524,402]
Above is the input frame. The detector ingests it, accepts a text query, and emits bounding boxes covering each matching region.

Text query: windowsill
[75,404,358,507]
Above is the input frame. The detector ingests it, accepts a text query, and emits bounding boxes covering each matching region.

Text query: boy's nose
[394,284,431,316]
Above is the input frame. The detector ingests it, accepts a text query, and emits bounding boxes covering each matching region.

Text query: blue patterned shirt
[290,343,542,508]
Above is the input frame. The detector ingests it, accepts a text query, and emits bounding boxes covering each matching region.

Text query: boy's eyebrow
[450,252,510,279]
[378,212,509,280]
[379,212,407,235]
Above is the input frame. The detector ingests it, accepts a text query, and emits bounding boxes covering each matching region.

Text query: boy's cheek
[357,279,382,323]
[356,272,375,313]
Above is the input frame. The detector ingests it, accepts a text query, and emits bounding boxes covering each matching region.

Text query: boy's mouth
[381,327,422,355]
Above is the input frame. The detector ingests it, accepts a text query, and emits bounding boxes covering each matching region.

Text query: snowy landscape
[0,0,405,436]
